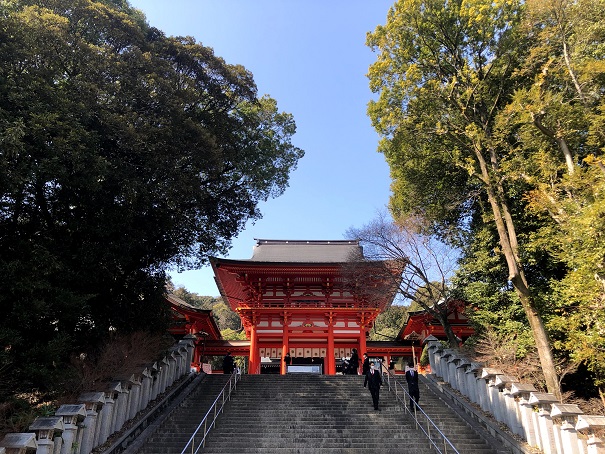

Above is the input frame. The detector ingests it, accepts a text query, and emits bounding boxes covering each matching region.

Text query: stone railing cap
[104,381,122,392]
[55,404,87,418]
[551,403,584,417]
[0,433,37,448]
[511,383,537,395]
[456,358,472,367]
[528,392,559,404]
[480,367,504,378]
[78,392,105,403]
[576,415,605,431]
[423,335,439,344]
[494,374,517,386]
[29,416,64,432]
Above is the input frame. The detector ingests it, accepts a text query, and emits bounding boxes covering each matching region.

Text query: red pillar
[327,321,335,375]
[359,324,367,368]
[281,323,289,375]
[249,325,259,374]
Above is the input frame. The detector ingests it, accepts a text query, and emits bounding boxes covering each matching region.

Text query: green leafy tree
[366,0,563,397]
[0,0,302,398]
[498,0,605,403]
[369,304,409,341]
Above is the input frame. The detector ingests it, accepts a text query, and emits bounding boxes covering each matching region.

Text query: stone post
[139,366,152,412]
[576,415,605,454]
[177,344,188,377]
[551,403,584,454]
[55,404,86,454]
[180,334,196,370]
[29,417,63,454]
[528,392,560,454]
[127,374,142,421]
[444,350,459,390]
[440,349,453,383]
[480,368,504,419]
[77,392,104,454]
[167,351,178,387]
[99,381,122,445]
[494,374,517,427]
[159,357,170,394]
[113,381,130,433]
[150,362,160,401]
[425,337,441,376]
[466,362,482,404]
[432,345,446,379]
[0,433,37,453]
[455,358,471,398]
[511,383,538,444]
[475,367,490,413]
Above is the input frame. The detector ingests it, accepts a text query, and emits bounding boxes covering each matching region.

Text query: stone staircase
[412,376,508,454]
[134,373,232,454]
[135,374,508,454]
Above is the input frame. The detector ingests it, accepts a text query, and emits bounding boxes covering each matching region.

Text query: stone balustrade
[0,337,195,454]
[424,336,605,454]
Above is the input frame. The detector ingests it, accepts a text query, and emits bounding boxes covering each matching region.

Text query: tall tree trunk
[475,147,562,400]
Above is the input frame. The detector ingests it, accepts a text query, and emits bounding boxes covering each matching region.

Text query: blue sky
[128,0,395,296]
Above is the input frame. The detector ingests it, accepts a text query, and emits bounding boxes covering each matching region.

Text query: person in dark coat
[284,352,292,372]
[223,351,234,374]
[405,361,420,411]
[349,348,359,375]
[361,353,370,375]
[363,361,383,411]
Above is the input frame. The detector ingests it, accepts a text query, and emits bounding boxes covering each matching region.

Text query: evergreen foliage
[0,0,302,400]
[367,0,605,402]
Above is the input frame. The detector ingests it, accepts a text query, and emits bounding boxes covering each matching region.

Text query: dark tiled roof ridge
[254,239,359,245]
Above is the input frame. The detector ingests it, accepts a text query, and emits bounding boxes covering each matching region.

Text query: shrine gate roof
[166,294,222,340]
[249,239,363,263]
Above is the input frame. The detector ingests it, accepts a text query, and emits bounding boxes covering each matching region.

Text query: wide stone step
[134,374,504,454]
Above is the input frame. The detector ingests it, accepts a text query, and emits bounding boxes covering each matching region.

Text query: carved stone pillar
[0,433,38,453]
[576,415,605,454]
[528,392,560,454]
[127,374,142,421]
[455,358,471,397]
[551,403,584,454]
[463,362,479,404]
[29,416,63,454]
[55,404,86,454]
[77,391,105,453]
[494,374,517,426]
[424,337,441,376]
[440,349,453,383]
[480,368,503,418]
[99,382,120,445]
[511,383,538,445]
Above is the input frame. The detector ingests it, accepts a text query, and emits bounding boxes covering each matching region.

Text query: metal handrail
[380,363,460,454]
[180,372,241,454]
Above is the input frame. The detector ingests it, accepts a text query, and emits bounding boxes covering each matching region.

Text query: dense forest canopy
[0,0,302,401]
[367,0,605,403]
